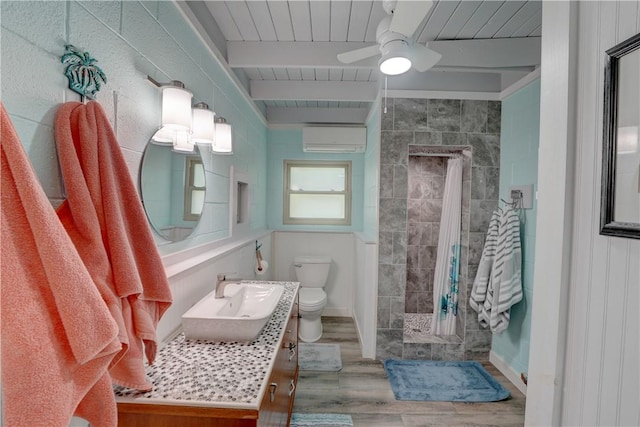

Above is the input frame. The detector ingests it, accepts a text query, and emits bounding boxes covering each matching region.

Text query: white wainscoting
[354,233,378,359]
[559,2,639,425]
[272,231,355,317]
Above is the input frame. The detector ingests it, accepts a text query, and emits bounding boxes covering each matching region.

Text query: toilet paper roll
[255,260,269,275]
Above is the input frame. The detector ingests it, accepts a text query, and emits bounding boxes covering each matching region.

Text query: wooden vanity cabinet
[258,296,299,427]
[117,293,299,427]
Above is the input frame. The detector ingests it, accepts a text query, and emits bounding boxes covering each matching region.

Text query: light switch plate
[508,184,534,209]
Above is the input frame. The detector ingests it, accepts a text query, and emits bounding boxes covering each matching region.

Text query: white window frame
[183,156,204,221]
[283,160,352,226]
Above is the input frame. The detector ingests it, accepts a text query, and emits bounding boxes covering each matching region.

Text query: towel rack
[501,190,527,225]
[501,189,524,210]
[61,44,107,103]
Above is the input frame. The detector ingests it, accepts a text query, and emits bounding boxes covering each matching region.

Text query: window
[283,160,351,225]
[184,157,205,221]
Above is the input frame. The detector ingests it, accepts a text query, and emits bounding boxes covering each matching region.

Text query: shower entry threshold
[403,313,463,344]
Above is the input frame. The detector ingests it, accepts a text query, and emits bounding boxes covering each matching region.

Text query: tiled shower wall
[405,156,446,315]
[377,98,501,361]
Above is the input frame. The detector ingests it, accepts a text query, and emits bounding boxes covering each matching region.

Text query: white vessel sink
[182,282,284,342]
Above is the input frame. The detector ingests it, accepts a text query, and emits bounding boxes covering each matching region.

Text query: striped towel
[470,210,500,327]
[489,208,523,333]
[470,208,523,333]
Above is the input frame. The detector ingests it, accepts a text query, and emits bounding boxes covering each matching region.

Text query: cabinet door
[283,296,299,421]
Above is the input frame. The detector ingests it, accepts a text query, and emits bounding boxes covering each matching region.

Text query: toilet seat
[299,288,327,310]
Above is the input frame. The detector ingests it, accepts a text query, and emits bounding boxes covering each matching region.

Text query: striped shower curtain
[432,157,463,336]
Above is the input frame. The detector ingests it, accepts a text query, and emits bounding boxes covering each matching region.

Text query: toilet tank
[293,256,331,288]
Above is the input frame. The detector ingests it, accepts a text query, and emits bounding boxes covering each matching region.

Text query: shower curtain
[432,157,463,336]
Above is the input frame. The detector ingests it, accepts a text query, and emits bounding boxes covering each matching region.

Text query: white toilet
[294,255,331,343]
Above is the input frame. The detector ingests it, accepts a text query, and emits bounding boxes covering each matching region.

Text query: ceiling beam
[251,80,379,101]
[267,107,370,125]
[386,69,504,93]
[428,38,541,68]
[227,38,541,70]
[229,41,378,69]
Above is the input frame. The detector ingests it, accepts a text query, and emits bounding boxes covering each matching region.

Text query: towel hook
[500,190,523,210]
[61,44,107,103]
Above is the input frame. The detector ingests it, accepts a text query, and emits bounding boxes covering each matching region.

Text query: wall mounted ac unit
[302,126,366,153]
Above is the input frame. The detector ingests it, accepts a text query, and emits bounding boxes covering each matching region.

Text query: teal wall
[266,129,364,231]
[492,79,541,378]
[1,0,268,254]
[362,101,381,240]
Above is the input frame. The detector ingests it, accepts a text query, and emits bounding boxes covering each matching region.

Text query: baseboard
[489,350,527,396]
[322,307,350,317]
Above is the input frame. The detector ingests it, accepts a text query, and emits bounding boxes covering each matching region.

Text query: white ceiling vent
[302,126,366,153]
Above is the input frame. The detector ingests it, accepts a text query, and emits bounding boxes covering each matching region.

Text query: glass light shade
[379,55,412,75]
[192,103,215,144]
[172,130,194,152]
[151,126,174,145]
[212,118,233,154]
[162,84,192,130]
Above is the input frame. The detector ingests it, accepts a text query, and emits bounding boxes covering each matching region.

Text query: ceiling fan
[337,0,442,76]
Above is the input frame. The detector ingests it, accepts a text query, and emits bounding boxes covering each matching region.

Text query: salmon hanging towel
[1,103,122,426]
[55,101,173,391]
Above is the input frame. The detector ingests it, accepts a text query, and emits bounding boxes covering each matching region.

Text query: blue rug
[298,343,342,371]
[290,413,353,427]
[383,360,510,402]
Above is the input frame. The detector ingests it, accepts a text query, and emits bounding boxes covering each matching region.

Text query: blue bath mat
[290,413,353,427]
[298,343,342,371]
[383,360,510,402]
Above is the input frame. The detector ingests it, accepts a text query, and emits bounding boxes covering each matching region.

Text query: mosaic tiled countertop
[114,281,299,409]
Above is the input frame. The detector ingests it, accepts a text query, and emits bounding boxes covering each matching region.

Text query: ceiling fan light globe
[379,55,411,75]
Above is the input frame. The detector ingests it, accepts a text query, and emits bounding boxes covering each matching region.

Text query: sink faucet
[215,273,241,298]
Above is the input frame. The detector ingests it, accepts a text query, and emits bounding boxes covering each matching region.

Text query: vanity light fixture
[161,81,192,131]
[191,102,215,145]
[147,77,194,152]
[212,116,233,154]
[172,129,194,152]
[147,76,231,154]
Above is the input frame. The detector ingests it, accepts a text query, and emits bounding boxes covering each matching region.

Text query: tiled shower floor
[403,313,463,344]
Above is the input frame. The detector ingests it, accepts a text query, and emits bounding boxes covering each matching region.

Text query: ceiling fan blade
[337,44,381,64]
[390,0,433,37]
[411,43,442,72]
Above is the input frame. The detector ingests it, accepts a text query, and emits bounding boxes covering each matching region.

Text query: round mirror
[140,139,206,241]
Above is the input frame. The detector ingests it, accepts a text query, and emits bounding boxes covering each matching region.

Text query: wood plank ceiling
[183,1,542,125]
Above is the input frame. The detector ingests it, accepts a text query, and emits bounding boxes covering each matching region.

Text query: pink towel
[54,101,172,391]
[1,103,121,426]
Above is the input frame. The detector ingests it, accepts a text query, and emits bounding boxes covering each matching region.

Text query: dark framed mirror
[600,32,640,240]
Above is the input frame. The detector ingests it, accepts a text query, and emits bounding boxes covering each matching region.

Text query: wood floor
[293,317,526,427]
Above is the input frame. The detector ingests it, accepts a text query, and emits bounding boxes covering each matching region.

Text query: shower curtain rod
[410,152,465,158]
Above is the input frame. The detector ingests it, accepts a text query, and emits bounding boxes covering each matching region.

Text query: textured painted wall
[266,128,364,232]
[363,102,381,240]
[492,79,540,380]
[377,97,501,361]
[0,0,268,254]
